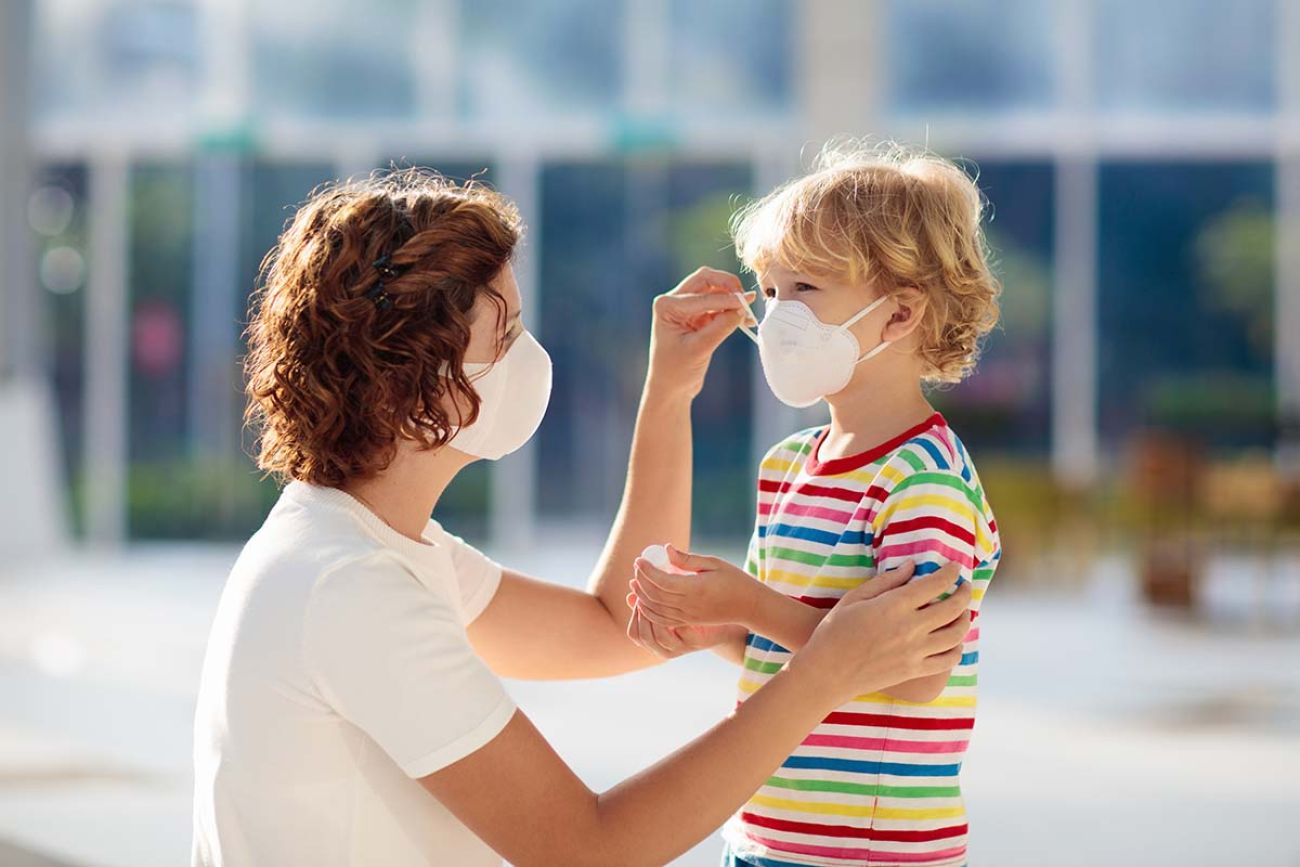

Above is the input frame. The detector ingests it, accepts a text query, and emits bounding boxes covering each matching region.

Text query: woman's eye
[500,321,523,350]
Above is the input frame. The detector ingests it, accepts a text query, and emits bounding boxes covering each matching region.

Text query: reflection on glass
[37,165,89,533]
[1094,0,1275,113]
[459,0,623,118]
[932,161,1054,457]
[127,163,196,538]
[34,0,200,120]
[252,0,418,119]
[538,159,754,538]
[668,0,792,117]
[885,0,1055,113]
[1098,161,1275,451]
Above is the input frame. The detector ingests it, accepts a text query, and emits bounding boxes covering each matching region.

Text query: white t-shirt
[192,481,515,866]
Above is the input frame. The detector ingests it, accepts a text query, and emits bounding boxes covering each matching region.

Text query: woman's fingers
[898,562,964,609]
[917,580,972,631]
[916,644,965,679]
[840,561,915,605]
[686,307,748,347]
[923,610,972,656]
[670,266,745,297]
[655,290,753,322]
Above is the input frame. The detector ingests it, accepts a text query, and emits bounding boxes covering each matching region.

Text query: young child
[629,142,1002,867]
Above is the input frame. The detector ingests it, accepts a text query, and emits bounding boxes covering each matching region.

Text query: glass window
[667,163,755,538]
[885,0,1056,114]
[1094,0,1276,113]
[538,159,755,538]
[1098,161,1275,451]
[34,0,201,121]
[251,0,419,120]
[127,162,196,537]
[458,0,624,119]
[668,0,793,117]
[33,164,90,532]
[931,160,1055,458]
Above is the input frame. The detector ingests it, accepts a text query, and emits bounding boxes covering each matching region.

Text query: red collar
[805,412,946,477]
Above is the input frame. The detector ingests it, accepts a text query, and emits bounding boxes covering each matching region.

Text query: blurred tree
[985,226,1051,342]
[1195,197,1274,359]
[668,190,744,277]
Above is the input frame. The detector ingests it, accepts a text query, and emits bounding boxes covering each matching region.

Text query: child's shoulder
[758,426,824,468]
[878,419,989,506]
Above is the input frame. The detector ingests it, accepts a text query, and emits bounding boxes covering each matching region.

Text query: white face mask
[749,295,893,408]
[449,330,553,460]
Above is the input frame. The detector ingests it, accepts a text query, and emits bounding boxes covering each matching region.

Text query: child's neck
[821,373,934,461]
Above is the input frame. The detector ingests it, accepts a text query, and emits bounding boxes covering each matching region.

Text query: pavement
[0,540,1298,866]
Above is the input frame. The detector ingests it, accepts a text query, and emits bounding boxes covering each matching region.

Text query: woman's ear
[882,287,928,343]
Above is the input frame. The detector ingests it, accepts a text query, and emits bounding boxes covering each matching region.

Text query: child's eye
[762,286,777,299]
[794,282,819,293]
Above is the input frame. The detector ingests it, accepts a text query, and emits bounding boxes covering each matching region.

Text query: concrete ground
[0,541,1298,866]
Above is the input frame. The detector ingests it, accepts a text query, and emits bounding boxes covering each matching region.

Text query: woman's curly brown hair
[244,167,522,486]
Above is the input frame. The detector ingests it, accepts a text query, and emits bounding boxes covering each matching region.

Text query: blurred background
[1,0,1298,864]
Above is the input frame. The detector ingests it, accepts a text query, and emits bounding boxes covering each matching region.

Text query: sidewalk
[0,543,1297,866]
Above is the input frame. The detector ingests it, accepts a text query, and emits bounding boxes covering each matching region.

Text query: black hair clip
[367,254,399,311]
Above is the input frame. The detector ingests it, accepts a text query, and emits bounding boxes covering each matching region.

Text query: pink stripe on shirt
[802,734,971,754]
[749,833,969,865]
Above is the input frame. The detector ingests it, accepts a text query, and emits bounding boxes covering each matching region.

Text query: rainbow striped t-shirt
[722,413,1000,867]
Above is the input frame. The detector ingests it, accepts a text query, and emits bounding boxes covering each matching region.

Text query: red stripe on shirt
[741,812,968,843]
[878,515,977,548]
[821,711,976,730]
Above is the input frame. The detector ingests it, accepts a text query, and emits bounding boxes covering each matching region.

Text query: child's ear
[882,287,928,342]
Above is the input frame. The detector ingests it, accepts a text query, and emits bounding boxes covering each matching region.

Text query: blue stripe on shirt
[782,755,961,777]
[912,436,950,470]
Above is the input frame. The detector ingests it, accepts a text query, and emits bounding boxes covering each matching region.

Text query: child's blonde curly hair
[730,140,1001,383]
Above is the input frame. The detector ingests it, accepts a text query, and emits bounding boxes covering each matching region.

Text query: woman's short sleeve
[426,523,504,623]
[303,552,516,779]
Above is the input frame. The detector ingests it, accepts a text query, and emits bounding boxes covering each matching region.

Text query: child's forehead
[759,261,851,287]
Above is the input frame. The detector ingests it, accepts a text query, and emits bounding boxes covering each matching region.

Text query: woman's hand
[647,267,756,400]
[791,563,973,706]
[628,546,759,629]
[625,600,747,660]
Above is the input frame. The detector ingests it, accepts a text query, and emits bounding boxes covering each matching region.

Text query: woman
[191,169,970,867]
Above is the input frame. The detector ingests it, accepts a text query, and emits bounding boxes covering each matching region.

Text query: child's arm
[631,548,955,700]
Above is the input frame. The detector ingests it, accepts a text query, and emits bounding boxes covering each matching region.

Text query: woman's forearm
[748,579,949,703]
[590,657,837,865]
[587,379,695,636]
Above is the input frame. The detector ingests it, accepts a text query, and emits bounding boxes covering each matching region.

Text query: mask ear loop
[734,291,760,345]
[840,294,894,365]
